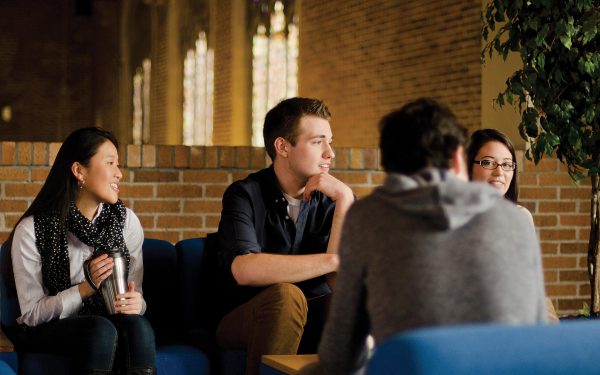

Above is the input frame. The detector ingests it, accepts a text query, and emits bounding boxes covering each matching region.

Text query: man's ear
[452,145,469,181]
[274,137,288,158]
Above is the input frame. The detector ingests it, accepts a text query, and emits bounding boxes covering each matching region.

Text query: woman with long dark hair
[467,129,521,204]
[468,128,559,322]
[4,127,155,374]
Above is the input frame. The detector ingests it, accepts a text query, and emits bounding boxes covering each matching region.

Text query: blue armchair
[368,321,600,374]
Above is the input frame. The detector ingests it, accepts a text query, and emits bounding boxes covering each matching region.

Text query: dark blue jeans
[9,314,156,374]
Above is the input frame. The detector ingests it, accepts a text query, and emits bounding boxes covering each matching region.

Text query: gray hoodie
[315,168,547,374]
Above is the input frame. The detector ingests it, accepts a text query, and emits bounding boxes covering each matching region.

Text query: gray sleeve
[317,208,370,374]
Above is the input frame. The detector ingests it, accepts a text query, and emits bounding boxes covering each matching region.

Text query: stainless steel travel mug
[84,248,129,314]
[101,250,129,314]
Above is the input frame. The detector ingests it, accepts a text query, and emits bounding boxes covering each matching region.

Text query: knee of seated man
[258,283,308,321]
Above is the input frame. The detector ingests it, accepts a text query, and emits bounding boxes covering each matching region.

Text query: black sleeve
[218,183,263,270]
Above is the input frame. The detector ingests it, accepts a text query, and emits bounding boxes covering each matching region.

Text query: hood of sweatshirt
[373,168,503,230]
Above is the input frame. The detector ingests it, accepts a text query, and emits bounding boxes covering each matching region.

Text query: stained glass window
[252,0,298,147]
[133,58,151,145]
[183,31,214,146]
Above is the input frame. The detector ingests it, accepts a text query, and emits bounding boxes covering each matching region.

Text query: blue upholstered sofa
[5,237,600,374]
[368,320,600,374]
[0,237,236,375]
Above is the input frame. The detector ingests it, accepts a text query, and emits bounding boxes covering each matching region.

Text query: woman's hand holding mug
[115,281,143,314]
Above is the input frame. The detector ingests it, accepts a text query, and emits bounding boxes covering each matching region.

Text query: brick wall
[299,0,482,147]
[0,141,382,241]
[0,0,94,141]
[0,141,592,316]
[519,156,592,314]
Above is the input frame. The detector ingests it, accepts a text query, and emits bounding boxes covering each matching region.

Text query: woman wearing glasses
[467,128,559,322]
[467,129,527,216]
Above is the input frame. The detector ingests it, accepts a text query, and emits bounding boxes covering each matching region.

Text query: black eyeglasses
[473,159,516,171]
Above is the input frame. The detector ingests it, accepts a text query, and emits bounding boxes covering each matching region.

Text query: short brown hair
[263,97,331,160]
[380,98,467,174]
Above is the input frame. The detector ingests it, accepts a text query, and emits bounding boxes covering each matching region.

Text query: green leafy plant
[482,0,600,313]
[579,302,591,316]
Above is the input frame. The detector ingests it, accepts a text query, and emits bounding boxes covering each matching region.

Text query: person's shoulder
[14,215,35,236]
[348,192,377,208]
[487,196,518,213]
[486,198,535,231]
[124,206,137,219]
[16,215,34,229]
[225,168,270,196]
[516,204,535,225]
[231,168,267,187]
[12,215,36,251]
[341,193,382,222]
[124,207,142,231]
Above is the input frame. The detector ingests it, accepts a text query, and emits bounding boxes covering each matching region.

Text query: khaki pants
[216,283,330,375]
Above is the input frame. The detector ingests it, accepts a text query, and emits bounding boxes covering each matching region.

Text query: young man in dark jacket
[216,97,354,375]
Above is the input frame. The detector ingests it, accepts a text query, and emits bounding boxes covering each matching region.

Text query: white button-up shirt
[11,205,146,327]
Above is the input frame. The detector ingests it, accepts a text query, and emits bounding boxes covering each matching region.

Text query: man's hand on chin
[304,172,353,204]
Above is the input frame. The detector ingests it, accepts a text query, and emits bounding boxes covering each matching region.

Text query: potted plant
[481,0,600,313]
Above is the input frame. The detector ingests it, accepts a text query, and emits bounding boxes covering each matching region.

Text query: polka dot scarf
[33,200,130,315]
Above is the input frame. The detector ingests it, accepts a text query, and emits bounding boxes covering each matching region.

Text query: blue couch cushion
[15,347,209,375]
[176,235,229,337]
[176,236,246,375]
[221,350,246,375]
[0,243,21,333]
[175,237,207,335]
[368,321,600,375]
[156,345,209,375]
[0,360,16,375]
[0,353,17,374]
[142,238,180,345]
[20,353,70,375]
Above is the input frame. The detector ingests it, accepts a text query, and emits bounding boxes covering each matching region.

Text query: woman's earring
[78,179,85,189]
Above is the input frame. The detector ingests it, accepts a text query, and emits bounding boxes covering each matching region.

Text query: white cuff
[59,285,83,318]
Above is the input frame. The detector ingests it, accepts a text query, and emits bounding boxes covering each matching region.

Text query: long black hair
[2,127,119,289]
[467,128,518,203]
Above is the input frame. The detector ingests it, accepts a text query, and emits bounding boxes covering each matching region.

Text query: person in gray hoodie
[310,98,548,374]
